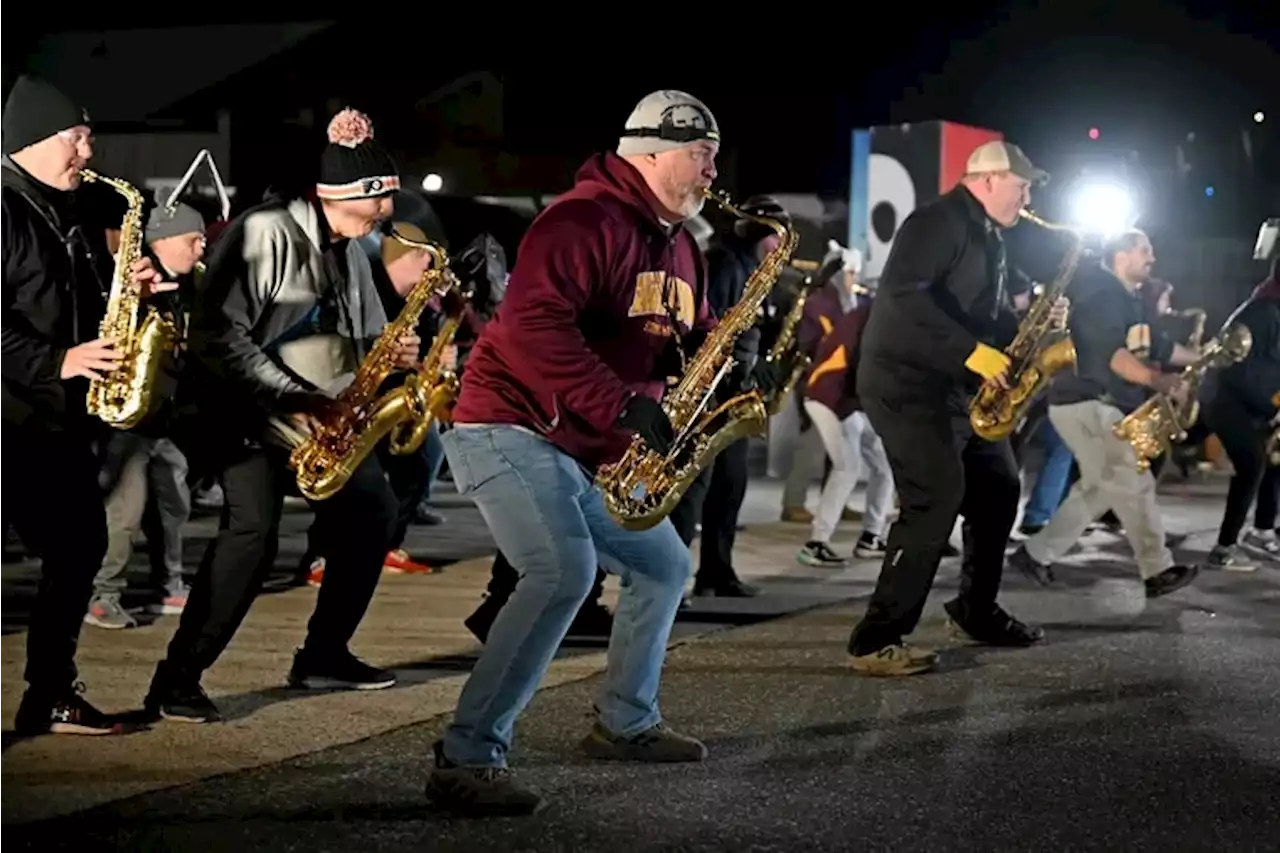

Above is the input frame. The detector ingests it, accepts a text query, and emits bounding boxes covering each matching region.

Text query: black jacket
[1202,279,1280,421]
[2,157,108,430]
[705,236,764,367]
[858,185,1019,403]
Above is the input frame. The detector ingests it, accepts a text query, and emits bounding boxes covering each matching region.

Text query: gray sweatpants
[1024,399,1174,580]
[94,433,191,602]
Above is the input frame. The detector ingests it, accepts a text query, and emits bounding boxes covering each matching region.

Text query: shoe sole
[83,616,136,630]
[849,660,936,677]
[854,548,886,559]
[288,675,397,691]
[45,721,129,735]
[797,554,849,568]
[159,710,218,724]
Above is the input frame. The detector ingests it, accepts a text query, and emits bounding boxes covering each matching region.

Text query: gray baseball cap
[617,90,719,157]
[966,140,1050,185]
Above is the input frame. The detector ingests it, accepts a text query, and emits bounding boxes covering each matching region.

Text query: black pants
[851,394,1021,655]
[486,550,605,605]
[160,445,396,681]
[3,423,108,696]
[1256,466,1280,530]
[1203,398,1271,547]
[664,439,748,584]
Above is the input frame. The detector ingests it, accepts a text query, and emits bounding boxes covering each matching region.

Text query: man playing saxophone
[425,90,718,816]
[1010,229,1201,595]
[144,109,415,723]
[2,76,172,735]
[849,141,1061,677]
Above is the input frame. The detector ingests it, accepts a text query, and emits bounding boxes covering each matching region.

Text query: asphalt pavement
[6,473,1278,852]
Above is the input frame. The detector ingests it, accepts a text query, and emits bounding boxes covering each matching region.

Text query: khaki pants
[1024,400,1174,580]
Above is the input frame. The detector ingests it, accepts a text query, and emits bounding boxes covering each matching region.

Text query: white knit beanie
[617,90,720,157]
[824,239,863,274]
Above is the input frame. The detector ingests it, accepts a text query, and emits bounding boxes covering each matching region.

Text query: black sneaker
[287,647,396,690]
[463,595,507,644]
[945,600,1044,647]
[1208,544,1256,572]
[14,683,129,736]
[693,576,758,597]
[854,532,888,559]
[424,740,545,816]
[1009,545,1055,586]
[1018,521,1045,537]
[145,678,220,723]
[1145,564,1199,598]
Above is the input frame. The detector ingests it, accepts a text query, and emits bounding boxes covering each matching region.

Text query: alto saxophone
[761,261,831,417]
[1176,308,1207,350]
[289,233,459,501]
[596,189,799,531]
[384,280,472,457]
[81,169,180,429]
[1113,322,1253,472]
[969,210,1082,441]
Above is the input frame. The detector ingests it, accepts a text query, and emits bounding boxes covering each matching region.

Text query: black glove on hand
[617,395,675,455]
[749,358,782,396]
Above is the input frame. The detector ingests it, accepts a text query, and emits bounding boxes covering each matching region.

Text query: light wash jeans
[805,403,895,544]
[441,424,692,767]
[1022,418,1074,527]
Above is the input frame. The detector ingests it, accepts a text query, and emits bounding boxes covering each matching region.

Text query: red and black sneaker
[14,683,130,736]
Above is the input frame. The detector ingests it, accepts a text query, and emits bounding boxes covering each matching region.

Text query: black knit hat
[316,108,400,201]
[2,75,91,155]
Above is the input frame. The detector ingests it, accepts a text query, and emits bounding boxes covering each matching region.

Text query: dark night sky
[4,1,1277,232]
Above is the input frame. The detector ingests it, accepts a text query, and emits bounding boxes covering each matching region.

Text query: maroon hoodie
[451,152,714,467]
[805,301,872,420]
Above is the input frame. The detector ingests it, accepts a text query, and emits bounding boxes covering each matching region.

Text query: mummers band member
[426,90,719,816]
[86,200,206,630]
[849,141,1060,677]
[1011,230,1200,594]
[145,109,415,723]
[796,283,895,567]
[667,194,792,598]
[1199,231,1280,569]
[3,76,172,735]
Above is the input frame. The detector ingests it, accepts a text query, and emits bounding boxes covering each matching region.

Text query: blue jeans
[441,424,691,767]
[1023,418,1073,526]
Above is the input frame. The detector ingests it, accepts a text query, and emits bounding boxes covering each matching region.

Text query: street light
[422,173,444,192]
[1254,111,1266,124]
[1068,180,1135,238]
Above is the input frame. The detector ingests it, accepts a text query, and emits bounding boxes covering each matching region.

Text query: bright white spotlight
[1254,111,1266,124]
[1068,182,1135,237]
[422,173,444,192]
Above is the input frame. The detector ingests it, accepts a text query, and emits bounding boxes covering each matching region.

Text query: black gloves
[617,394,675,455]
[749,358,783,396]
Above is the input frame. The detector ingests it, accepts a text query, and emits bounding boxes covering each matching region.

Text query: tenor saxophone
[289,233,458,500]
[1113,322,1253,472]
[596,189,799,531]
[81,169,180,429]
[969,210,1082,441]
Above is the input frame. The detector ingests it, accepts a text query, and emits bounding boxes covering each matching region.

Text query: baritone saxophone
[595,188,799,530]
[80,169,180,429]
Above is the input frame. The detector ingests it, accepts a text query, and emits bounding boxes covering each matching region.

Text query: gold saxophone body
[761,269,822,417]
[384,287,469,457]
[596,189,799,531]
[969,209,1083,442]
[1113,322,1254,472]
[81,169,180,429]
[289,234,459,501]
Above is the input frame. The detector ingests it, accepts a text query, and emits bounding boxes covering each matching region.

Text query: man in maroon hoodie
[425,90,719,816]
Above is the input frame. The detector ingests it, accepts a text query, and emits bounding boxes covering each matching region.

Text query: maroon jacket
[796,281,848,360]
[805,301,871,420]
[451,152,714,467]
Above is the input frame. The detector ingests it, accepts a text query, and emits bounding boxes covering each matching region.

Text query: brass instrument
[81,169,180,429]
[761,260,836,416]
[969,209,1083,441]
[289,231,460,500]
[596,188,799,530]
[1113,323,1253,472]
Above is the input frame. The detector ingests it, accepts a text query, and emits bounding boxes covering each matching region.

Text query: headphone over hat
[732,194,791,241]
